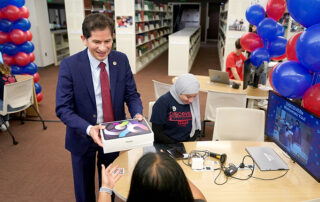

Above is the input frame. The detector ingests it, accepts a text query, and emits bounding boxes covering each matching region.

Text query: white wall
[64,0,86,55]
[25,0,54,67]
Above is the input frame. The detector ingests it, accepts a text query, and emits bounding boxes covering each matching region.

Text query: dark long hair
[127,152,194,202]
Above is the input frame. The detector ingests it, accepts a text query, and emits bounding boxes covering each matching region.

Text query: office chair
[203,90,247,134]
[0,77,47,145]
[213,107,265,141]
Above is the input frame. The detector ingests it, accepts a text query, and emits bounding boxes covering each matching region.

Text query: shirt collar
[87,49,109,70]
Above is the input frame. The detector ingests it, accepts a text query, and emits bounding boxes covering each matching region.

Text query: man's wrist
[99,186,113,195]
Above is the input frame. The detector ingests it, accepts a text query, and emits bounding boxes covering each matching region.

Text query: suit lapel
[108,51,118,106]
[79,49,96,106]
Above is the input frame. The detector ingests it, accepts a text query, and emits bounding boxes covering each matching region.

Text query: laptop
[208,69,231,85]
[246,146,289,171]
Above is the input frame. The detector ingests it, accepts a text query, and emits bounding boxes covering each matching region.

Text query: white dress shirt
[86,49,110,135]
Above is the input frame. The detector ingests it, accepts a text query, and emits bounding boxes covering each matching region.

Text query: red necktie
[99,62,114,122]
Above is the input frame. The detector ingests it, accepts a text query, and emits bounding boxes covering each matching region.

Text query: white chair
[0,77,47,145]
[148,80,172,122]
[213,107,265,141]
[203,90,247,133]
[152,80,172,100]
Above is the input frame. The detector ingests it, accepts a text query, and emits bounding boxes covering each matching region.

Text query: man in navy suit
[55,13,143,202]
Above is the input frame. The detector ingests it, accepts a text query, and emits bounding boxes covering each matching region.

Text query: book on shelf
[100,118,154,153]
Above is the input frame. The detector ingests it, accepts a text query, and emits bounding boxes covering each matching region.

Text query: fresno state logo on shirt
[168,111,192,127]
[235,59,243,68]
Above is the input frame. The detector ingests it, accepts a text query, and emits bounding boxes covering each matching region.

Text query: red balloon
[240,32,264,52]
[14,52,30,66]
[271,53,286,61]
[2,5,20,21]
[2,54,14,66]
[266,0,286,21]
[302,83,320,116]
[29,53,35,62]
[19,6,30,19]
[286,32,302,62]
[33,72,40,83]
[269,63,278,91]
[0,31,9,44]
[0,10,3,20]
[25,31,32,41]
[36,92,43,103]
[10,29,27,45]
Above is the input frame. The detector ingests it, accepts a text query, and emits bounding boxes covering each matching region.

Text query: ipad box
[100,118,154,153]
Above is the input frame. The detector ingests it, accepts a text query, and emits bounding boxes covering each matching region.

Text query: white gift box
[100,118,154,153]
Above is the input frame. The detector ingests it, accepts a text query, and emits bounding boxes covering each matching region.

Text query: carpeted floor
[0,42,219,202]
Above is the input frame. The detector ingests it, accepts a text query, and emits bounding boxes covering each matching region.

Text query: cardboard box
[100,118,154,153]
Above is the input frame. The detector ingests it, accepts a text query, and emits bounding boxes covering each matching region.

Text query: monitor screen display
[265,90,320,182]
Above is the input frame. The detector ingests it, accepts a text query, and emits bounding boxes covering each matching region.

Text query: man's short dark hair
[82,13,114,39]
[235,38,242,50]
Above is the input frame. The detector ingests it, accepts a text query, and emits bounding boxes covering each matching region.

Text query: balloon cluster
[243,0,320,117]
[0,0,43,103]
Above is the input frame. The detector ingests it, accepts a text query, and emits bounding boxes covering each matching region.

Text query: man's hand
[89,124,105,147]
[101,163,122,189]
[134,113,143,121]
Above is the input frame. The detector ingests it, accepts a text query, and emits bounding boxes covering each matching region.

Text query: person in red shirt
[226,38,247,81]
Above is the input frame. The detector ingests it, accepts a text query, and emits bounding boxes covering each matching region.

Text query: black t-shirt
[150,92,192,142]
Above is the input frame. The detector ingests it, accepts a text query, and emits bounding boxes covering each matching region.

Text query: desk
[15,75,39,116]
[112,141,320,201]
[173,75,269,108]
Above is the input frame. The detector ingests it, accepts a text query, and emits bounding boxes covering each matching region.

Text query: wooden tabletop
[173,75,269,100]
[112,141,320,202]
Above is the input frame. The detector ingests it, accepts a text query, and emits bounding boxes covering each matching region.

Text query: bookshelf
[115,0,172,74]
[51,29,70,65]
[217,0,251,71]
[168,26,201,76]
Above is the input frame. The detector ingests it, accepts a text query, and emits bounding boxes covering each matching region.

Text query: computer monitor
[265,90,320,182]
[243,58,267,90]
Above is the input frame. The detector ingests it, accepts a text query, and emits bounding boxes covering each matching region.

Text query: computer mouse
[232,82,240,89]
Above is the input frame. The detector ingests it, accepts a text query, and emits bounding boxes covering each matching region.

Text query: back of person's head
[82,13,114,39]
[127,152,194,202]
[235,38,242,50]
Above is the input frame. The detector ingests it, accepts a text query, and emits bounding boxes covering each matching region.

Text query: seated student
[226,38,247,81]
[98,152,207,202]
[150,74,201,144]
[0,62,17,131]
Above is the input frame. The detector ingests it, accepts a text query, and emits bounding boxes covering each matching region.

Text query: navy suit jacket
[56,49,143,156]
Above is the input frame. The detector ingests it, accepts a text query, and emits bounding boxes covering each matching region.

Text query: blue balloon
[0,19,13,33]
[10,65,22,74]
[8,0,24,7]
[250,48,270,67]
[3,43,18,56]
[18,41,34,53]
[257,18,277,40]
[287,0,320,28]
[0,44,3,52]
[34,83,42,94]
[0,0,8,8]
[275,23,285,37]
[272,61,313,99]
[268,36,287,58]
[13,18,31,31]
[22,62,38,74]
[263,39,270,50]
[245,4,265,26]
[296,24,320,72]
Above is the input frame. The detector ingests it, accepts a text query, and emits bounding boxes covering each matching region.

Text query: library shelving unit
[83,0,116,49]
[168,26,201,76]
[115,0,172,74]
[217,0,251,71]
[51,29,70,65]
